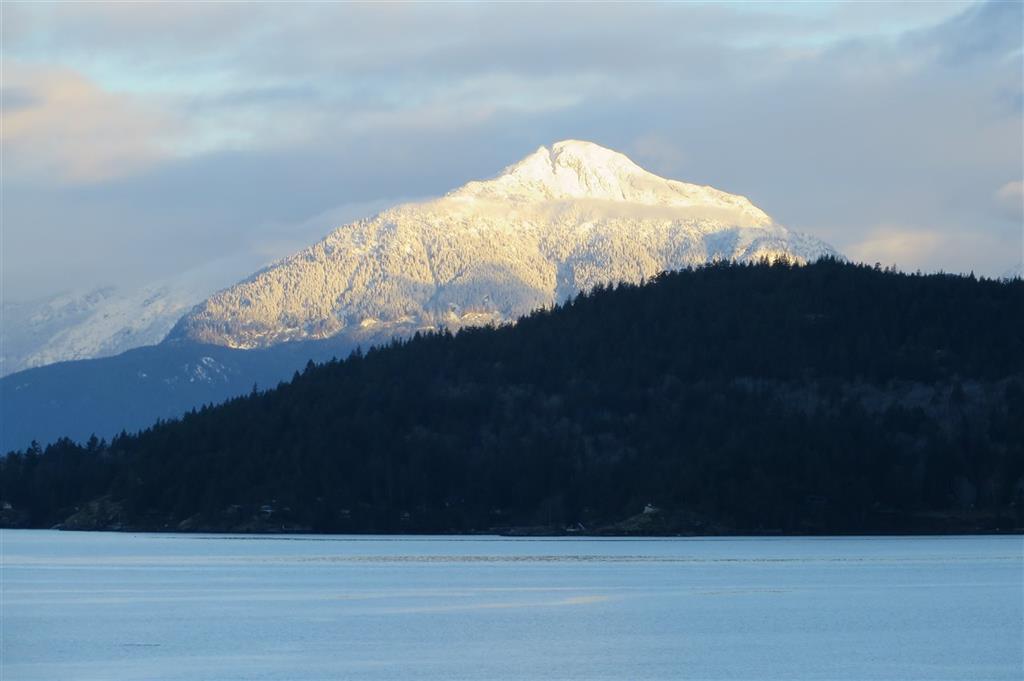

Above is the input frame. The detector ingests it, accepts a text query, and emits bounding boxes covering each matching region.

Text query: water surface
[3,531,1021,680]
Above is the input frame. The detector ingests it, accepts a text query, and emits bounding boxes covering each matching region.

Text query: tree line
[3,258,1022,534]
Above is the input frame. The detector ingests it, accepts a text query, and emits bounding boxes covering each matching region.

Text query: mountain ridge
[2,281,208,377]
[2,140,837,449]
[450,140,771,225]
[6,261,1022,535]
[170,140,836,350]
[0,257,273,377]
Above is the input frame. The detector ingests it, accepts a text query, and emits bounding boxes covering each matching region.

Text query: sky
[2,0,1022,302]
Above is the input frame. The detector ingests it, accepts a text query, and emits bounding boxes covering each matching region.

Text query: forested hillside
[3,259,1023,535]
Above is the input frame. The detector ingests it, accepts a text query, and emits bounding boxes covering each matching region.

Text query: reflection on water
[2,532,1021,680]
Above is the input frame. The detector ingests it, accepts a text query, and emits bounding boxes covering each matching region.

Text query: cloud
[995,180,1023,220]
[845,224,1008,274]
[0,86,41,112]
[845,226,944,269]
[912,0,1023,67]
[627,134,688,178]
[1,1,1021,300]
[1,62,181,182]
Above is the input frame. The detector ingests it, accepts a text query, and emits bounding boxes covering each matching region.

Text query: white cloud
[845,224,1007,274]
[845,226,943,268]
[1,62,183,182]
[995,180,1023,220]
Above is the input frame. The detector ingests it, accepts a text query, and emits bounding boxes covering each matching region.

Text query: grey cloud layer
[2,1,1020,300]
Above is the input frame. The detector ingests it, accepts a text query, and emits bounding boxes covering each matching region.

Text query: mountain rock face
[170,140,837,349]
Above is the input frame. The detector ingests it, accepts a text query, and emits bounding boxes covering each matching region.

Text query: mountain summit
[452,140,770,225]
[2,141,840,450]
[170,140,837,349]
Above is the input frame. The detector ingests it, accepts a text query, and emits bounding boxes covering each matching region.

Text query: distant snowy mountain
[171,140,837,349]
[2,202,400,376]
[1,281,203,377]
[3,287,115,376]
[0,260,263,377]
[2,140,840,450]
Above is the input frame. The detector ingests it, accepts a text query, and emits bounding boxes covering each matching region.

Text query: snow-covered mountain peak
[448,140,771,227]
[507,140,646,185]
[169,140,837,350]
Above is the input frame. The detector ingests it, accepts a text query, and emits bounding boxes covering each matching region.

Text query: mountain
[1,265,244,377]
[2,287,120,376]
[1,202,398,377]
[2,140,836,450]
[5,261,1022,535]
[169,140,836,349]
[0,336,357,452]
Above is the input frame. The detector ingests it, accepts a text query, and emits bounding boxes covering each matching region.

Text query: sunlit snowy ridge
[2,140,838,373]
[170,140,838,350]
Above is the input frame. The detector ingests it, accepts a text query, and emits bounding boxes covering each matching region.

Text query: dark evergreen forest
[3,259,1023,534]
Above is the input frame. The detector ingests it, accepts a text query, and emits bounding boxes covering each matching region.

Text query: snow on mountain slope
[2,200,407,377]
[170,140,839,349]
[3,287,116,375]
[2,267,237,377]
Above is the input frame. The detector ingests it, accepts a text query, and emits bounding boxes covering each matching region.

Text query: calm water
[2,531,1021,680]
